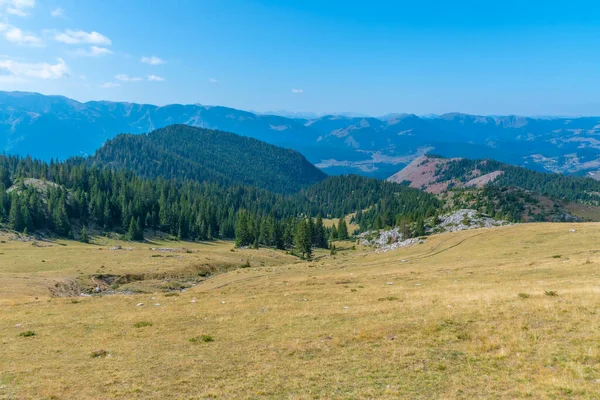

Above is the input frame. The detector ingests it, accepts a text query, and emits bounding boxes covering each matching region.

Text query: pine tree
[235,210,251,247]
[307,217,315,246]
[128,216,143,241]
[314,214,327,248]
[330,223,338,240]
[0,167,11,189]
[338,217,349,240]
[9,195,24,232]
[80,226,89,243]
[330,243,337,256]
[414,217,425,237]
[294,218,312,259]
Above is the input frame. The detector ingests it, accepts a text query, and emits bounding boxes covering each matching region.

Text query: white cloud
[73,45,112,57]
[0,22,42,46]
[54,29,111,45]
[1,0,35,16]
[147,74,164,81]
[141,56,165,65]
[116,73,142,82]
[291,88,304,94]
[50,7,64,17]
[0,57,69,80]
[100,82,119,88]
[209,78,219,84]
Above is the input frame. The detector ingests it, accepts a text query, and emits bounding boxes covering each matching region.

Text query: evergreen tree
[330,223,338,240]
[9,195,24,232]
[294,218,312,259]
[80,226,89,243]
[128,216,143,241]
[330,243,337,256]
[307,217,315,246]
[314,214,327,248]
[0,167,11,188]
[338,217,349,240]
[235,210,251,247]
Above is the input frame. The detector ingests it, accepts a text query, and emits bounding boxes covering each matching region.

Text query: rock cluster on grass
[434,209,509,233]
[358,229,424,253]
[359,209,509,253]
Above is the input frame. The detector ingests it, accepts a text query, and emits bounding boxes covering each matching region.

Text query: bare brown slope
[387,155,503,194]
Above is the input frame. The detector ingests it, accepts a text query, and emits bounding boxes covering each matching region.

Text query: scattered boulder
[434,209,509,233]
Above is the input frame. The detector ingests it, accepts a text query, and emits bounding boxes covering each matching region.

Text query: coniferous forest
[4,125,600,254]
[0,147,439,249]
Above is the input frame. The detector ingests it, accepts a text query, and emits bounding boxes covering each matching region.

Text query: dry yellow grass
[2,223,600,398]
[322,212,360,233]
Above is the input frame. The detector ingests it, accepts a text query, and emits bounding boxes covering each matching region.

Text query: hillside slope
[88,125,326,194]
[3,223,600,398]
[388,155,600,222]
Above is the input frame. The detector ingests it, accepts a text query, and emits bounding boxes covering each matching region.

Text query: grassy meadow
[2,223,600,398]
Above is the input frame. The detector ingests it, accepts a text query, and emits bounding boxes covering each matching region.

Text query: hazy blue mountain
[0,91,321,160]
[4,90,600,179]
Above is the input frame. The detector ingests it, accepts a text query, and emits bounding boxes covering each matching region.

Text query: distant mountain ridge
[4,90,600,178]
[87,125,326,194]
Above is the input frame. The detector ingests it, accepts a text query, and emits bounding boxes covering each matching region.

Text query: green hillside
[89,124,326,194]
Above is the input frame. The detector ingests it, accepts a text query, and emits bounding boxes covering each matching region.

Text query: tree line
[0,155,437,247]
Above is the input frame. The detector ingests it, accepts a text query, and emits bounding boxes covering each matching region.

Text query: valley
[3,2,600,398]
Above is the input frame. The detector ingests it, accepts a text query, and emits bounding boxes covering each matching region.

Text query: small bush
[240,259,251,269]
[552,255,562,259]
[91,349,108,358]
[378,296,399,301]
[164,292,179,297]
[518,293,530,299]
[134,321,153,328]
[190,334,214,343]
[19,330,35,337]
[545,290,558,297]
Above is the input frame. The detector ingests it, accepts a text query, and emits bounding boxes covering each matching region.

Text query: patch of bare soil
[464,170,504,187]
[387,156,460,194]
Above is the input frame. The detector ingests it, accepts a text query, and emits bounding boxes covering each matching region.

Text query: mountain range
[4,91,600,179]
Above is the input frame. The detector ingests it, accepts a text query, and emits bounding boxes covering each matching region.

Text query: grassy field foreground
[2,223,600,398]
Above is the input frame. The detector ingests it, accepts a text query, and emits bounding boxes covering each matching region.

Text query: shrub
[378,296,399,301]
[90,349,108,358]
[19,330,35,337]
[190,334,214,343]
[134,321,153,328]
[545,290,558,297]
[518,293,530,299]
[240,259,251,269]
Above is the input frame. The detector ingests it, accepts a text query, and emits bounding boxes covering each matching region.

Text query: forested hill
[390,155,600,204]
[0,154,439,243]
[87,125,327,194]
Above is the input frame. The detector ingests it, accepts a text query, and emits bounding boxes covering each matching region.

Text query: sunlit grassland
[2,223,600,398]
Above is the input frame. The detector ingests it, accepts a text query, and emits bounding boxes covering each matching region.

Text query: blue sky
[1,0,600,116]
